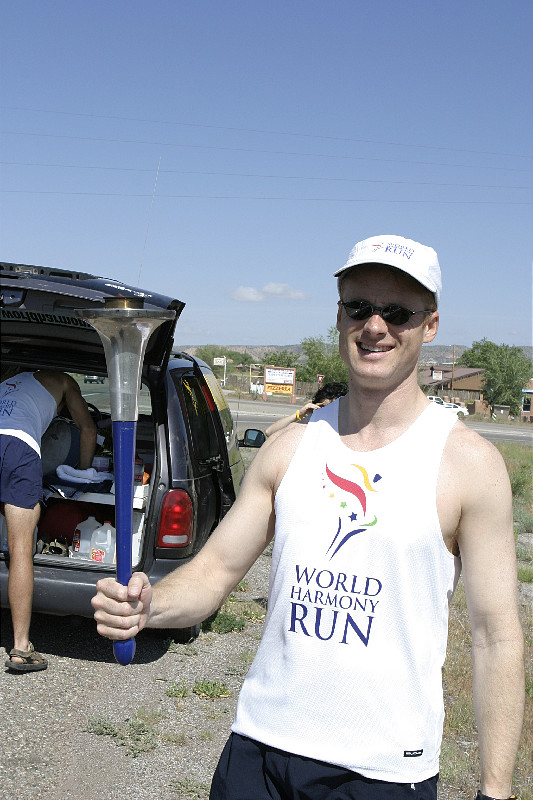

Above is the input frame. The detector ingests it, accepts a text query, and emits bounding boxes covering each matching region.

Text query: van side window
[203,372,233,441]
[181,377,219,461]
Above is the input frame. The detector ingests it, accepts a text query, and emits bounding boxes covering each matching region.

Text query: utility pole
[451,345,456,396]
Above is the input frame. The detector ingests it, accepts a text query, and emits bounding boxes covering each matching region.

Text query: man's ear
[336,300,342,332]
[423,311,439,343]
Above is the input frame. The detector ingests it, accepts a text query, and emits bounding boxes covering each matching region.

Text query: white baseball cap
[334,234,442,306]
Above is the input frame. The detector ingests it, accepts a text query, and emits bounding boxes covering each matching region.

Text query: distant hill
[181,343,532,365]
[181,344,304,362]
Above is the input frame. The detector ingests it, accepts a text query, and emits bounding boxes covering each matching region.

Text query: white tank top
[233,399,460,782]
[0,372,58,455]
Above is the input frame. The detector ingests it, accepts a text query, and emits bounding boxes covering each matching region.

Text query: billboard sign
[263,366,296,402]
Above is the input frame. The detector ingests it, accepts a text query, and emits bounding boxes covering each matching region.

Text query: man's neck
[338,378,429,451]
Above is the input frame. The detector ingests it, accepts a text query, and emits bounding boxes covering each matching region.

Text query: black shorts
[210,733,438,800]
[0,435,42,509]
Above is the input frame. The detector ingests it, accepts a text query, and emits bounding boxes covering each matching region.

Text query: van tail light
[157,490,193,548]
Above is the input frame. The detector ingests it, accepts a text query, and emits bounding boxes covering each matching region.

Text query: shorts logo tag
[404,749,423,757]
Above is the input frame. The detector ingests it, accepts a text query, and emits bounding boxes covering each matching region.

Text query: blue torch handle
[112,420,137,666]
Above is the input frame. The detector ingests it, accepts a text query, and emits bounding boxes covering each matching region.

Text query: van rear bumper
[0,553,190,618]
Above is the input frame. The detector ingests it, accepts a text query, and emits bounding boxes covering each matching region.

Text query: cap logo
[384,242,415,260]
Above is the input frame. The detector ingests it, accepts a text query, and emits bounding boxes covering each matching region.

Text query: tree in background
[458,338,531,415]
[297,326,349,385]
[194,345,253,365]
[262,349,299,369]
[193,345,253,380]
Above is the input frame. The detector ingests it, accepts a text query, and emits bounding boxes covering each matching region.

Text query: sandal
[5,642,48,672]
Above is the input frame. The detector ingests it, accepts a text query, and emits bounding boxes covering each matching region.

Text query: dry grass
[496,442,533,534]
[440,568,532,798]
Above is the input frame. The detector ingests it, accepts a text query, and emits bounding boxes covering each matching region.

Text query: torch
[77,299,175,665]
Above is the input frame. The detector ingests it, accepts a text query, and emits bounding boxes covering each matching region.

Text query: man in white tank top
[1,370,96,671]
[93,236,524,800]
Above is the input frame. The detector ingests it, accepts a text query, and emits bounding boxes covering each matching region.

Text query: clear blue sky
[2,1,532,349]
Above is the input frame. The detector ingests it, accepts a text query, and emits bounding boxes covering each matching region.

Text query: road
[227,396,533,446]
[79,382,532,446]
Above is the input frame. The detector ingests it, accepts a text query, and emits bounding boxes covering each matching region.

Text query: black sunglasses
[340,299,434,326]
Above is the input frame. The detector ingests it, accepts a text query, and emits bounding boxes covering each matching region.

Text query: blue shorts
[0,435,42,509]
[210,734,438,800]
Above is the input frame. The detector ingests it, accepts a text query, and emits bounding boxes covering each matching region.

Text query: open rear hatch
[0,262,184,374]
[1,262,185,576]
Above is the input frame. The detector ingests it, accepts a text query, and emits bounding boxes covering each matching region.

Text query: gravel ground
[0,548,271,800]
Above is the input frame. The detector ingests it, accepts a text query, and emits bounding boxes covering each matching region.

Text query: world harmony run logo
[2,380,20,393]
[323,463,382,559]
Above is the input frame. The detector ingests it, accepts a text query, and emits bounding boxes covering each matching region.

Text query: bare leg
[4,502,40,662]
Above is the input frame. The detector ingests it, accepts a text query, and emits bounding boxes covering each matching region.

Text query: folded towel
[56,465,114,484]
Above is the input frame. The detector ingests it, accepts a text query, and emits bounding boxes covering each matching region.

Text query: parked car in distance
[0,261,249,640]
[84,374,105,383]
[444,402,469,418]
[427,396,468,418]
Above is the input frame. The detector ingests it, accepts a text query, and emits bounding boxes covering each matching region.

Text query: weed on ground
[86,707,161,757]
[166,679,189,698]
[203,610,245,634]
[193,679,230,700]
[169,777,211,798]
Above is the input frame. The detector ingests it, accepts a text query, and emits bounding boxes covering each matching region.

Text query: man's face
[336,265,439,391]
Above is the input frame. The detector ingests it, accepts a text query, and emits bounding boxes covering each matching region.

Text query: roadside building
[418,365,485,406]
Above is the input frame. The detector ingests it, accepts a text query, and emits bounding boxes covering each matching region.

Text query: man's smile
[357,342,394,354]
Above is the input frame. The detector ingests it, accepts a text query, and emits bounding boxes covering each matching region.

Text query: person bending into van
[93,235,524,800]
[265,381,347,437]
[0,371,96,672]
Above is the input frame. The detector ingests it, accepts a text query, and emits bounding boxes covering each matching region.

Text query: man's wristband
[295,410,301,421]
[475,791,517,800]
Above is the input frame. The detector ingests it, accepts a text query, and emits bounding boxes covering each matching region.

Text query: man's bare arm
[61,375,97,468]
[454,430,524,798]
[92,429,296,638]
[265,402,318,437]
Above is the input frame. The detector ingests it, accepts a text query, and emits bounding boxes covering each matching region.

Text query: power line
[1,130,531,173]
[1,188,531,205]
[2,105,532,160]
[1,160,531,190]
[138,156,161,284]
